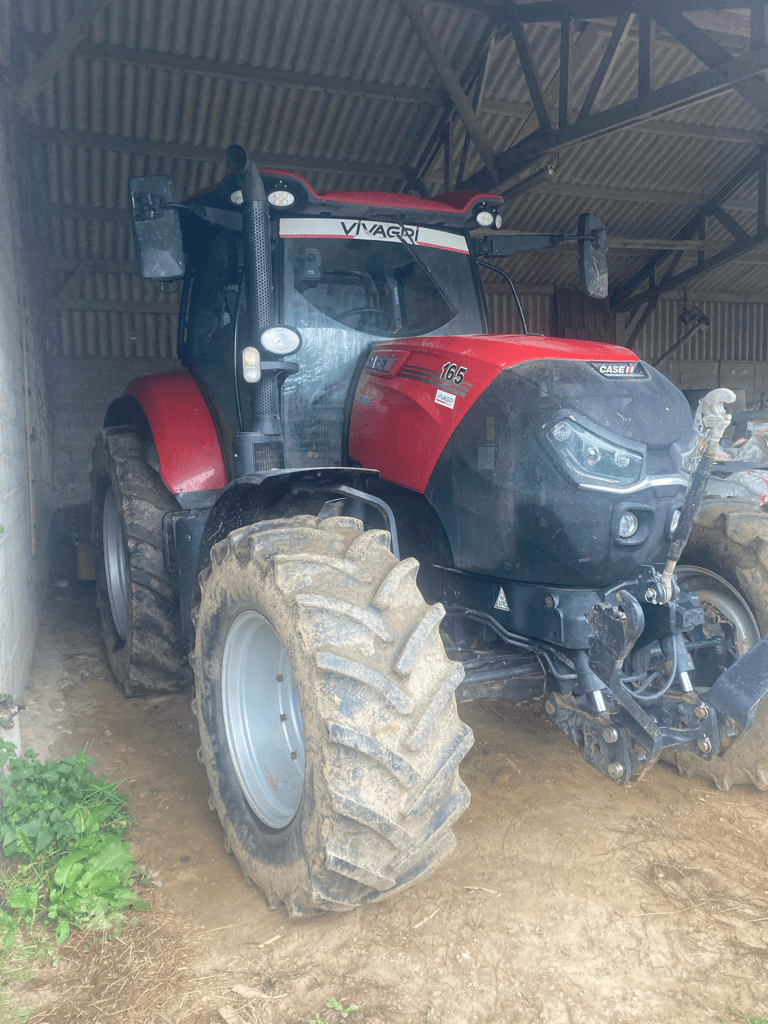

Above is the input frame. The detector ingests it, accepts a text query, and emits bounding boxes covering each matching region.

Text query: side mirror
[129,176,185,280]
[578,213,608,299]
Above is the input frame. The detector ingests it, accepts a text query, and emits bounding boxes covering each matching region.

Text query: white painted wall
[0,112,53,701]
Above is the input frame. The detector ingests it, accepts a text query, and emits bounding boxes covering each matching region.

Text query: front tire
[192,515,473,916]
[91,429,193,696]
[670,499,768,790]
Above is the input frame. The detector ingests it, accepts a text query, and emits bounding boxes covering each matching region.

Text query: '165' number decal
[440,362,467,384]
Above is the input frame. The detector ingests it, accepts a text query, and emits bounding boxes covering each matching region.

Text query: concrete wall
[50,357,181,508]
[660,360,768,409]
[0,106,54,701]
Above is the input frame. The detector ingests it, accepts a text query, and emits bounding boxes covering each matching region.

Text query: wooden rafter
[21,35,450,110]
[16,0,110,112]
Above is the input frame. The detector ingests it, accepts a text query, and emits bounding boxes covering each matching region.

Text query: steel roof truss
[613,148,768,312]
[466,40,768,191]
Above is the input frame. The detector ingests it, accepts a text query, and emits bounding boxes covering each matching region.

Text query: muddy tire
[91,429,193,696]
[192,515,473,916]
[668,498,768,790]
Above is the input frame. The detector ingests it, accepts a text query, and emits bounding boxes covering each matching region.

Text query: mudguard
[125,371,227,496]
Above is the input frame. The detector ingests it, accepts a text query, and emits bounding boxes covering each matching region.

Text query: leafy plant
[309,997,358,1023]
[0,740,149,946]
[723,1011,768,1024]
[325,998,357,1018]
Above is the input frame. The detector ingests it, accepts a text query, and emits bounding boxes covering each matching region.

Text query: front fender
[198,467,381,564]
[125,371,227,496]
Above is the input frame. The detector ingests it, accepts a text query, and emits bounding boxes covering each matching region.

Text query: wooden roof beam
[20,34,450,108]
[28,127,403,181]
[16,0,111,112]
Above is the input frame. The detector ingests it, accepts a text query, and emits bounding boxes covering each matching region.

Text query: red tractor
[92,145,768,916]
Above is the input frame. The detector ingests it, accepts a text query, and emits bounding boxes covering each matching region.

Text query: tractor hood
[350,333,694,589]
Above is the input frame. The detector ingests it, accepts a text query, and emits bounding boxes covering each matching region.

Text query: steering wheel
[338,307,395,330]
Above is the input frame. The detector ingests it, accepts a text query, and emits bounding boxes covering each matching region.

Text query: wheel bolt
[694,704,709,719]
[607,762,624,780]
[280,713,287,721]
[698,737,712,754]
[290,750,298,760]
[602,726,619,744]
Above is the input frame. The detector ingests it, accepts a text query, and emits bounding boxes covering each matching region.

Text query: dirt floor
[6,580,768,1024]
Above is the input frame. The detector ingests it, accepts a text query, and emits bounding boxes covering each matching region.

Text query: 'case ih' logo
[588,361,649,380]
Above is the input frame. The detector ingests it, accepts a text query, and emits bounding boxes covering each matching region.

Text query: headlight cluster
[548,418,643,487]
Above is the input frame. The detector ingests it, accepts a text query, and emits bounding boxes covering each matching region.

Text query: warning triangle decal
[494,587,510,611]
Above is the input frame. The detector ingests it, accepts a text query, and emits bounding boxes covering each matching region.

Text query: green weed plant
[0,740,150,947]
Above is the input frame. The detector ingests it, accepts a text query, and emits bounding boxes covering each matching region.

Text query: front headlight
[548,418,643,487]
[261,326,301,355]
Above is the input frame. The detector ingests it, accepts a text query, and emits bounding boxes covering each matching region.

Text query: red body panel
[349,334,640,494]
[126,371,227,495]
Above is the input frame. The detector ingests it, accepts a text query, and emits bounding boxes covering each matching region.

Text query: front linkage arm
[544,590,721,785]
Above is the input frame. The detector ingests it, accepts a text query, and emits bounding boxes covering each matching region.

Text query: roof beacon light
[261,325,301,355]
[242,346,261,383]
[267,189,296,208]
[476,209,494,227]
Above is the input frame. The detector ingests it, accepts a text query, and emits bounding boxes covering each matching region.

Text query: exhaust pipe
[225,144,285,472]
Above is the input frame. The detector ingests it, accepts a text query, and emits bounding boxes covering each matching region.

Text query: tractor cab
[130,154,606,473]
[176,170,490,468]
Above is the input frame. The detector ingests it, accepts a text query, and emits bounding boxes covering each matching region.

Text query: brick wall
[50,357,181,508]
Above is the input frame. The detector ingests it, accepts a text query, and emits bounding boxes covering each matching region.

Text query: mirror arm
[473,234,566,257]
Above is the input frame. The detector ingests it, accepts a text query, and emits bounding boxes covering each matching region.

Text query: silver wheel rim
[676,565,760,658]
[103,485,130,642]
[222,611,305,829]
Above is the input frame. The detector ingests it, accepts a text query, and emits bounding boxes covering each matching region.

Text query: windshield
[280,218,484,338]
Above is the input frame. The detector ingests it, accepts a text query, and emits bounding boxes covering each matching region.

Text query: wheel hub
[102,485,130,642]
[222,611,305,829]
[676,565,760,658]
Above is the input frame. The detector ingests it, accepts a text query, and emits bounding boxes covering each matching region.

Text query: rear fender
[121,371,227,497]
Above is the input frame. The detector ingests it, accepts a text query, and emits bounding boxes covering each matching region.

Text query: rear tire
[192,515,473,916]
[91,429,193,696]
[669,499,768,790]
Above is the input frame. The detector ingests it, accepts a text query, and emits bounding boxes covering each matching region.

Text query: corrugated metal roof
[13,0,768,355]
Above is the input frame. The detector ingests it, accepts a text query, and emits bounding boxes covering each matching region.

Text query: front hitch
[543,590,721,784]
